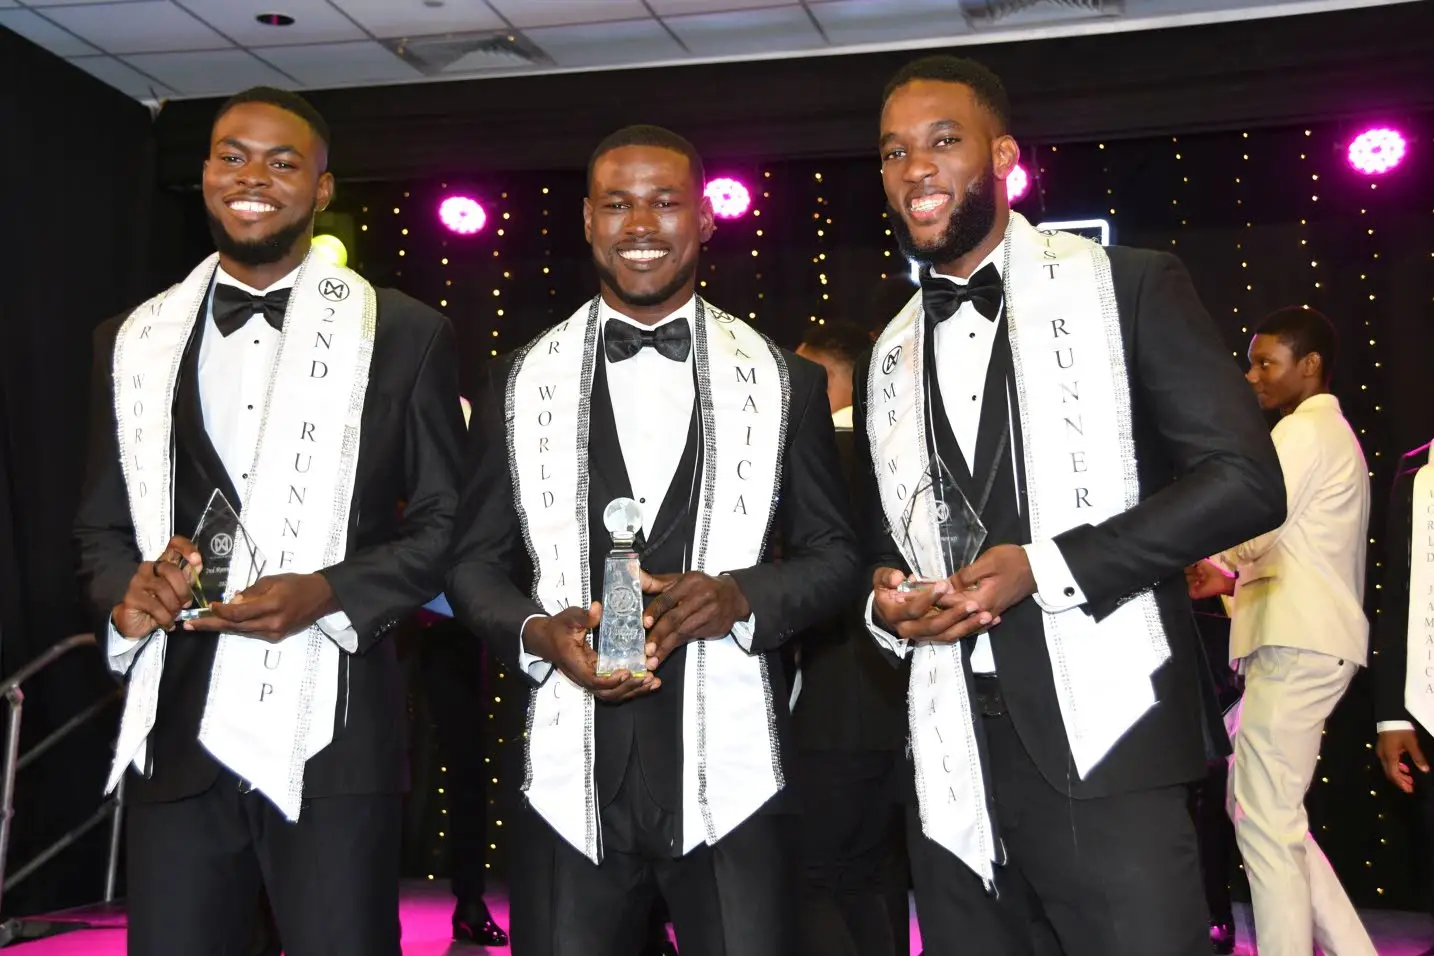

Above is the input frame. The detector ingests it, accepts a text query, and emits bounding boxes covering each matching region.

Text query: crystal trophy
[596,497,648,677]
[896,456,987,593]
[175,489,268,621]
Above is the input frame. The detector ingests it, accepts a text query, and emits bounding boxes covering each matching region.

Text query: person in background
[1372,438,1434,910]
[793,321,908,956]
[1187,306,1376,956]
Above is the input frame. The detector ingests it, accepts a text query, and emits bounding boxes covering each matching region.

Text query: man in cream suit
[1187,306,1375,956]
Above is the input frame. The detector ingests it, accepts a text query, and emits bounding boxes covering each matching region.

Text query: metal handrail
[0,633,125,925]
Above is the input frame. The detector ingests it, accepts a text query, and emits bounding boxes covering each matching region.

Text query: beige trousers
[1229,646,1375,956]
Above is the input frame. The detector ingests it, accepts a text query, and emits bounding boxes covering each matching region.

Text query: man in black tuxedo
[74,88,463,956]
[447,125,859,956]
[1374,442,1434,853]
[857,57,1284,956]
[792,322,906,956]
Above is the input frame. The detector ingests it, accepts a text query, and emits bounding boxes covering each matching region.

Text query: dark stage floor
[10,884,1434,953]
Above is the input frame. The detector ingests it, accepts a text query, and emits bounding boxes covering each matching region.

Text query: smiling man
[448,124,859,955]
[74,87,464,955]
[853,57,1285,955]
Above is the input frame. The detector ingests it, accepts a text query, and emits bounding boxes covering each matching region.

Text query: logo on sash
[882,345,902,375]
[319,278,349,302]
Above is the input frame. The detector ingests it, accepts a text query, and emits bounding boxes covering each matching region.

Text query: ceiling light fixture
[255,13,295,26]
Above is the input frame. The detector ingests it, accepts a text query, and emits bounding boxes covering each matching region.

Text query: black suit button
[1063,586,1075,597]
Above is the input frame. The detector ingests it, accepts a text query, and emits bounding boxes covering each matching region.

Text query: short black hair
[883,56,1011,134]
[588,124,705,193]
[214,86,331,151]
[800,321,872,368]
[1255,306,1338,384]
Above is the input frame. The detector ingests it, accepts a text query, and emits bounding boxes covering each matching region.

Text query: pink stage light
[1007,164,1030,203]
[1347,128,1407,175]
[438,196,487,234]
[705,178,751,218]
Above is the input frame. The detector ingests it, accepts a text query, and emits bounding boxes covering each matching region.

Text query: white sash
[1405,458,1434,733]
[106,251,374,820]
[867,212,1170,881]
[511,297,787,862]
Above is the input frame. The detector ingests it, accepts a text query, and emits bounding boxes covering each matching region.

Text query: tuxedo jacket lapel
[174,304,242,513]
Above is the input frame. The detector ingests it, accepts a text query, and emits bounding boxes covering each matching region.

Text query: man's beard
[207,204,314,267]
[593,253,699,311]
[890,165,999,270]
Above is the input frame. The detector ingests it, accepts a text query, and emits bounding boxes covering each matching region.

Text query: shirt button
[639,497,646,503]
[247,404,254,411]
[971,395,978,401]
[969,332,976,339]
[1063,587,1075,597]
[242,473,249,480]
[253,339,260,345]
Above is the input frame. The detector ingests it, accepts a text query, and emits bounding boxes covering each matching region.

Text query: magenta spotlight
[1347,128,1407,175]
[1007,164,1030,203]
[704,178,751,219]
[439,196,487,234]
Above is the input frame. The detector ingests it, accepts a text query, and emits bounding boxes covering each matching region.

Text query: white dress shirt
[517,298,756,681]
[108,264,356,664]
[865,241,1089,671]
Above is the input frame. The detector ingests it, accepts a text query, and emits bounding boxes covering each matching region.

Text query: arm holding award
[447,359,659,703]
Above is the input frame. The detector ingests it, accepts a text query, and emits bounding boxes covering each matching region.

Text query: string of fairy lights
[811,170,829,326]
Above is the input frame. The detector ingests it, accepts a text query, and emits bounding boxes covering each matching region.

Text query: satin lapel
[173,300,242,512]
[642,398,701,567]
[970,317,1014,485]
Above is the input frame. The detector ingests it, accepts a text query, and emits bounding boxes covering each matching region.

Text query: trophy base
[896,577,942,593]
[176,607,214,621]
[595,662,649,679]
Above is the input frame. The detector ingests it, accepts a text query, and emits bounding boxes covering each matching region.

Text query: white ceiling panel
[179,0,368,47]
[666,5,823,56]
[334,0,508,38]
[257,39,422,84]
[66,53,174,97]
[0,8,100,54]
[647,0,790,12]
[0,0,19,9]
[486,0,648,29]
[810,0,967,44]
[123,47,293,94]
[43,0,230,53]
[525,17,683,67]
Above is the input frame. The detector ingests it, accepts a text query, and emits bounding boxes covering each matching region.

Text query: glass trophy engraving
[896,456,987,593]
[175,489,268,621]
[596,497,648,677]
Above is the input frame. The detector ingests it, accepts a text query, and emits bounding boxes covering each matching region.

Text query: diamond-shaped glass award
[596,497,648,677]
[176,489,267,621]
[896,455,987,593]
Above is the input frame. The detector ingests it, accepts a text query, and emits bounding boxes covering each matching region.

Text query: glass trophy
[175,489,267,621]
[596,497,648,677]
[896,456,987,593]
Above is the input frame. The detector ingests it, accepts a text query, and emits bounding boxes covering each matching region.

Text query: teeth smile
[909,195,948,213]
[620,249,668,261]
[229,200,277,213]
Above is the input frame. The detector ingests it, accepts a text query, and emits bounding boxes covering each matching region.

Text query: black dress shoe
[1209,919,1235,955]
[453,899,509,947]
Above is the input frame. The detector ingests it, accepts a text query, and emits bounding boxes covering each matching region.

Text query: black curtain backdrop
[0,31,160,915]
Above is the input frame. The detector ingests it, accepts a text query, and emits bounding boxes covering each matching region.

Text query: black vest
[584,356,701,825]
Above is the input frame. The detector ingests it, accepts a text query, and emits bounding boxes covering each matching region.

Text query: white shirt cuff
[316,609,358,653]
[107,617,156,675]
[1378,720,1416,734]
[731,613,758,653]
[518,613,555,683]
[1023,540,1087,613]
[864,592,911,660]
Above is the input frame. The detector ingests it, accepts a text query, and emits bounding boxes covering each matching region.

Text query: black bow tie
[212,283,291,337]
[603,318,692,363]
[921,262,1003,324]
